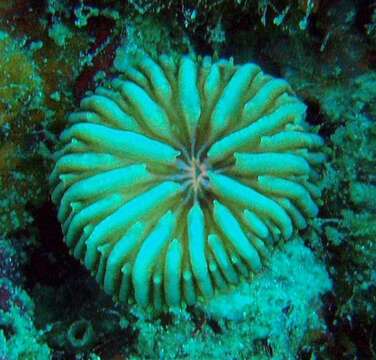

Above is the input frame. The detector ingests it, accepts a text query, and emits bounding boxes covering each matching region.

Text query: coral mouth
[174,153,211,202]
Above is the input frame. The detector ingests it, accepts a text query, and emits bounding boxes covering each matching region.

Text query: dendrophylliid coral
[50,51,324,310]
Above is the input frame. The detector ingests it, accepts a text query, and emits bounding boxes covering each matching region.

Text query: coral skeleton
[50,51,324,310]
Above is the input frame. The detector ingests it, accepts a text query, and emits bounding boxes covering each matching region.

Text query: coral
[50,50,324,310]
[1,0,373,357]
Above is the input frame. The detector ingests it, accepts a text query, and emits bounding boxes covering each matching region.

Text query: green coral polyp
[50,51,324,310]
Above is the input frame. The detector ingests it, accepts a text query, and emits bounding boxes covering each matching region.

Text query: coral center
[189,156,209,194]
[176,154,210,201]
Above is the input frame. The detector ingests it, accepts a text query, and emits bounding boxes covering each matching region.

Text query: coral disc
[50,51,324,310]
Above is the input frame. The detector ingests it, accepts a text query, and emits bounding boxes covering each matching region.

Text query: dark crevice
[25,201,84,289]
[305,98,337,139]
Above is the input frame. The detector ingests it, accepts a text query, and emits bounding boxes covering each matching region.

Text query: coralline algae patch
[0,31,43,131]
[0,32,43,158]
[0,31,46,235]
